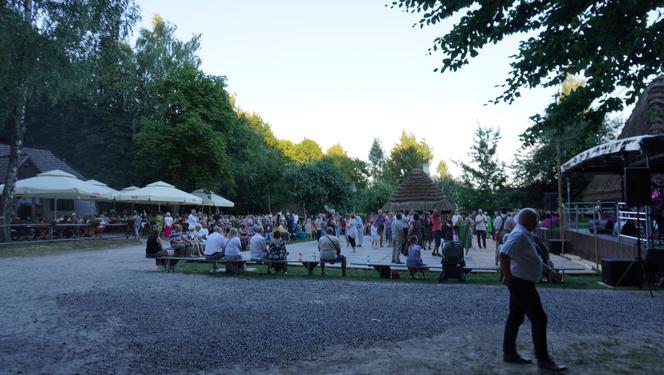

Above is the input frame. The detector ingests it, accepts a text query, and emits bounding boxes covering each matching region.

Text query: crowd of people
[140,207,529,269]
[141,205,566,372]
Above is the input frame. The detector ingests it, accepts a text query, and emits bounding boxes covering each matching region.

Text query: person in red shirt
[431,209,443,256]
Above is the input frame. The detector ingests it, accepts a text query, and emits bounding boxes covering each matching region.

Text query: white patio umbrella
[121,185,139,192]
[0,170,112,218]
[190,189,235,207]
[86,179,120,199]
[116,181,202,207]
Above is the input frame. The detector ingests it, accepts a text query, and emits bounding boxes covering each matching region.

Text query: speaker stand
[614,205,654,297]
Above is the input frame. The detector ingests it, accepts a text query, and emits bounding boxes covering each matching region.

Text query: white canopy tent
[121,185,139,192]
[190,189,235,207]
[116,181,203,206]
[1,170,111,199]
[0,170,113,218]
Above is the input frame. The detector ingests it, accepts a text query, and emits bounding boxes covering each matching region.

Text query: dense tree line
[1,7,439,215]
[4,2,654,218]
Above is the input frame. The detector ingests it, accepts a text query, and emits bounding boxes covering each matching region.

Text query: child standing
[371,221,379,248]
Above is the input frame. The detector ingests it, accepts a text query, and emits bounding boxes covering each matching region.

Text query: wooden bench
[300,259,347,276]
[154,256,297,275]
[155,256,254,274]
[353,262,443,279]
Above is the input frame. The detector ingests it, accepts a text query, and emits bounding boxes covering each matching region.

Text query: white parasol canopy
[1,170,111,200]
[190,189,235,207]
[116,181,203,204]
[121,185,139,192]
[86,179,120,199]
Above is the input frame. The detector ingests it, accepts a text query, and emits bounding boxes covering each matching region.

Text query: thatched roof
[382,168,454,212]
[583,76,664,201]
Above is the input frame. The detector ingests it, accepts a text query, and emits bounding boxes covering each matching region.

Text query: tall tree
[392,1,664,117]
[134,14,201,87]
[457,126,506,210]
[368,138,386,180]
[326,143,347,158]
[284,159,349,213]
[278,138,323,164]
[134,65,233,191]
[385,130,433,184]
[436,160,450,178]
[0,0,138,234]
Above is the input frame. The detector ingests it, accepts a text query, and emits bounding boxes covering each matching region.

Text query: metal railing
[563,201,652,249]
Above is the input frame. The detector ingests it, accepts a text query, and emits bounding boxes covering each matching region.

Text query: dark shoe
[503,355,532,364]
[538,361,568,372]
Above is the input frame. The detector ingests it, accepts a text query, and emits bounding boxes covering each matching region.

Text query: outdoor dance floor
[286,235,591,272]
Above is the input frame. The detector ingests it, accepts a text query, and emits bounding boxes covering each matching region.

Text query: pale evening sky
[135,0,581,177]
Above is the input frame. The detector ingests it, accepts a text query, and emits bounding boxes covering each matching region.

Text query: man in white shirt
[249,226,267,261]
[355,214,364,247]
[318,227,346,276]
[345,214,357,252]
[451,211,460,241]
[493,208,515,265]
[204,226,226,261]
[475,209,488,249]
[499,208,566,373]
[187,209,198,230]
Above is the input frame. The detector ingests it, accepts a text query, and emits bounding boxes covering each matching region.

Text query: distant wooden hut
[382,167,454,212]
[583,76,664,201]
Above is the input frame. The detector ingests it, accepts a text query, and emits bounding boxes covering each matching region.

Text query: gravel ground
[0,245,662,374]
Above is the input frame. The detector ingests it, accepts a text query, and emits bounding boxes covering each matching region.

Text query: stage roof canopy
[561,134,664,175]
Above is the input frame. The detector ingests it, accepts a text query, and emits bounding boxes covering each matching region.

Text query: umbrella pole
[54,198,57,220]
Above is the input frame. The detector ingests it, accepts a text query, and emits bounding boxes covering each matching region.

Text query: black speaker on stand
[544,192,558,211]
[611,167,653,296]
[624,167,651,207]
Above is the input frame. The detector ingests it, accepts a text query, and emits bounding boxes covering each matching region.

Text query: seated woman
[145,230,168,267]
[223,228,242,261]
[187,225,203,257]
[406,235,428,270]
[266,230,288,273]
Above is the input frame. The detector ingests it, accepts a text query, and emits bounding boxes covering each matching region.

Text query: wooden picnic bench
[300,259,347,276]
[156,256,254,274]
[352,262,443,279]
[154,256,295,274]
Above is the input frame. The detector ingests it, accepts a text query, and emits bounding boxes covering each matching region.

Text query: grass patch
[173,261,605,289]
[0,238,141,258]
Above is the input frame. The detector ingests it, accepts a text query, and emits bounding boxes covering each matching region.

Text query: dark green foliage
[392,1,664,115]
[368,138,386,181]
[385,130,433,184]
[457,126,507,210]
[358,180,394,214]
[284,159,350,213]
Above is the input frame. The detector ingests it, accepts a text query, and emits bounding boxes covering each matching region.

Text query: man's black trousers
[503,277,550,362]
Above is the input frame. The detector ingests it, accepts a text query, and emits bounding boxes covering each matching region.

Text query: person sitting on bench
[223,228,242,261]
[318,226,347,276]
[266,230,288,273]
[204,226,226,261]
[249,225,267,261]
[145,230,168,266]
[169,224,192,257]
[406,235,428,270]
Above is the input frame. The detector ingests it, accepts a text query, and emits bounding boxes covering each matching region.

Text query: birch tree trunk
[1,0,32,241]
